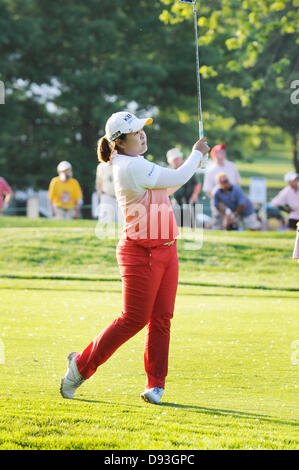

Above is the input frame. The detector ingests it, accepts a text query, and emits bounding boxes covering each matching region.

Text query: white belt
[163,240,175,246]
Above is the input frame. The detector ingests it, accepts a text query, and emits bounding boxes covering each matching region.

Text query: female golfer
[60,111,209,404]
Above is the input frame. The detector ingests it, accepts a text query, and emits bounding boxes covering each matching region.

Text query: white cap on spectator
[57,161,72,173]
[166,148,183,164]
[284,171,299,183]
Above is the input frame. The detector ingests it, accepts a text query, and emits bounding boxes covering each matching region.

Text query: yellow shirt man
[48,161,83,219]
[48,177,82,210]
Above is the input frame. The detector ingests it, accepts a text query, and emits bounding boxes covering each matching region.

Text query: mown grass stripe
[0,273,298,293]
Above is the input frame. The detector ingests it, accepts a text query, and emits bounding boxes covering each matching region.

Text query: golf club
[179,0,204,141]
[179,1,209,170]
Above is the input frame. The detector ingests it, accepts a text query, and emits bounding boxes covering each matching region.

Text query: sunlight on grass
[0,218,298,449]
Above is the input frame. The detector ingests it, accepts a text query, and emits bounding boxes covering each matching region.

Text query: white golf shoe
[60,352,85,399]
[140,387,164,405]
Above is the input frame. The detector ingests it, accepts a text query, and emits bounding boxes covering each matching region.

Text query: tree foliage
[1,0,298,214]
[1,0,203,208]
[160,0,299,169]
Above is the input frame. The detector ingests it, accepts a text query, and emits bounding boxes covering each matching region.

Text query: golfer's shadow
[72,398,297,428]
[161,402,298,427]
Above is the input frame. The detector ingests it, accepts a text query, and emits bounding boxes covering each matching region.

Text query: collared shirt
[214,185,254,216]
[271,185,299,220]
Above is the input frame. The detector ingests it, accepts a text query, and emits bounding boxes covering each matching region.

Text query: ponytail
[97,136,115,163]
[97,134,127,163]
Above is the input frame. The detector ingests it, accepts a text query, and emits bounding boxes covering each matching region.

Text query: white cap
[105,111,153,142]
[166,148,183,163]
[57,161,72,173]
[284,171,299,183]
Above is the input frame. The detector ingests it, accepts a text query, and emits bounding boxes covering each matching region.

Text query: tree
[1,0,209,216]
[160,0,299,169]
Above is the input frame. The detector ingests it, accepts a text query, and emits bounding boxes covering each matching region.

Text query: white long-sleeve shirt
[112,150,203,246]
[271,185,299,220]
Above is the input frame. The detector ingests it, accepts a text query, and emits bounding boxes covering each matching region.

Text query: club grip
[199,121,204,139]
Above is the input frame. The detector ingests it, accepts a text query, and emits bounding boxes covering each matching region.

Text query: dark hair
[97,134,127,163]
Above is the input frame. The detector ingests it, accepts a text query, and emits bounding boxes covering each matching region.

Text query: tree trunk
[81,184,93,220]
[293,133,299,173]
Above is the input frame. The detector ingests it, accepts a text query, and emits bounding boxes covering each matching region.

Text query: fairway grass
[237,143,294,190]
[0,219,298,450]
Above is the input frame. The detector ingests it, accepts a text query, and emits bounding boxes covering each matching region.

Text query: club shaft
[193,3,204,138]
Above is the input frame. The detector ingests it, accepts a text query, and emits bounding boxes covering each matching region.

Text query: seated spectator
[270,172,299,231]
[0,177,13,215]
[214,173,261,231]
[203,143,241,229]
[203,144,241,198]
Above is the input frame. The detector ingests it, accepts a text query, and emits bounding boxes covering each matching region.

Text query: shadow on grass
[72,398,298,428]
[161,402,299,428]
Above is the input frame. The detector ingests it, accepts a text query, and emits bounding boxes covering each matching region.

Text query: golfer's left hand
[193,138,210,156]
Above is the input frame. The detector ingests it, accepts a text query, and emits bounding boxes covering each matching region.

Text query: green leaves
[1,0,299,197]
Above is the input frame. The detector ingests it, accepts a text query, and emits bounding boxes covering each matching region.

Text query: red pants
[76,239,178,389]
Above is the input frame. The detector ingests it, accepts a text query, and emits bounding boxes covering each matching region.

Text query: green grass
[0,218,298,450]
[237,143,294,192]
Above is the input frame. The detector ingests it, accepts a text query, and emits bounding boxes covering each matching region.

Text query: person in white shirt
[96,162,123,224]
[60,111,209,405]
[203,144,241,229]
[270,171,299,230]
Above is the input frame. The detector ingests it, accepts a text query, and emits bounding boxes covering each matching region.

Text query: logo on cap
[124,113,134,123]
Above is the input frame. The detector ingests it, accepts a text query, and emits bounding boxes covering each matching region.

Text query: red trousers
[76,239,178,389]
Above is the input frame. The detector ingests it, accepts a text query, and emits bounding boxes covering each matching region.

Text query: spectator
[96,161,122,224]
[166,148,201,227]
[48,161,83,220]
[214,173,261,230]
[203,144,241,229]
[270,172,299,230]
[0,177,13,215]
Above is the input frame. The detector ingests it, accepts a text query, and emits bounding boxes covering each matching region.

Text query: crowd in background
[94,143,299,232]
[1,144,299,231]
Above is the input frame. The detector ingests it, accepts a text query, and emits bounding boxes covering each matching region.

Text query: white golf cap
[57,161,72,173]
[284,171,299,183]
[166,148,183,163]
[105,111,153,142]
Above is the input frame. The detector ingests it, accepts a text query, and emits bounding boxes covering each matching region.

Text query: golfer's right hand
[193,138,210,156]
